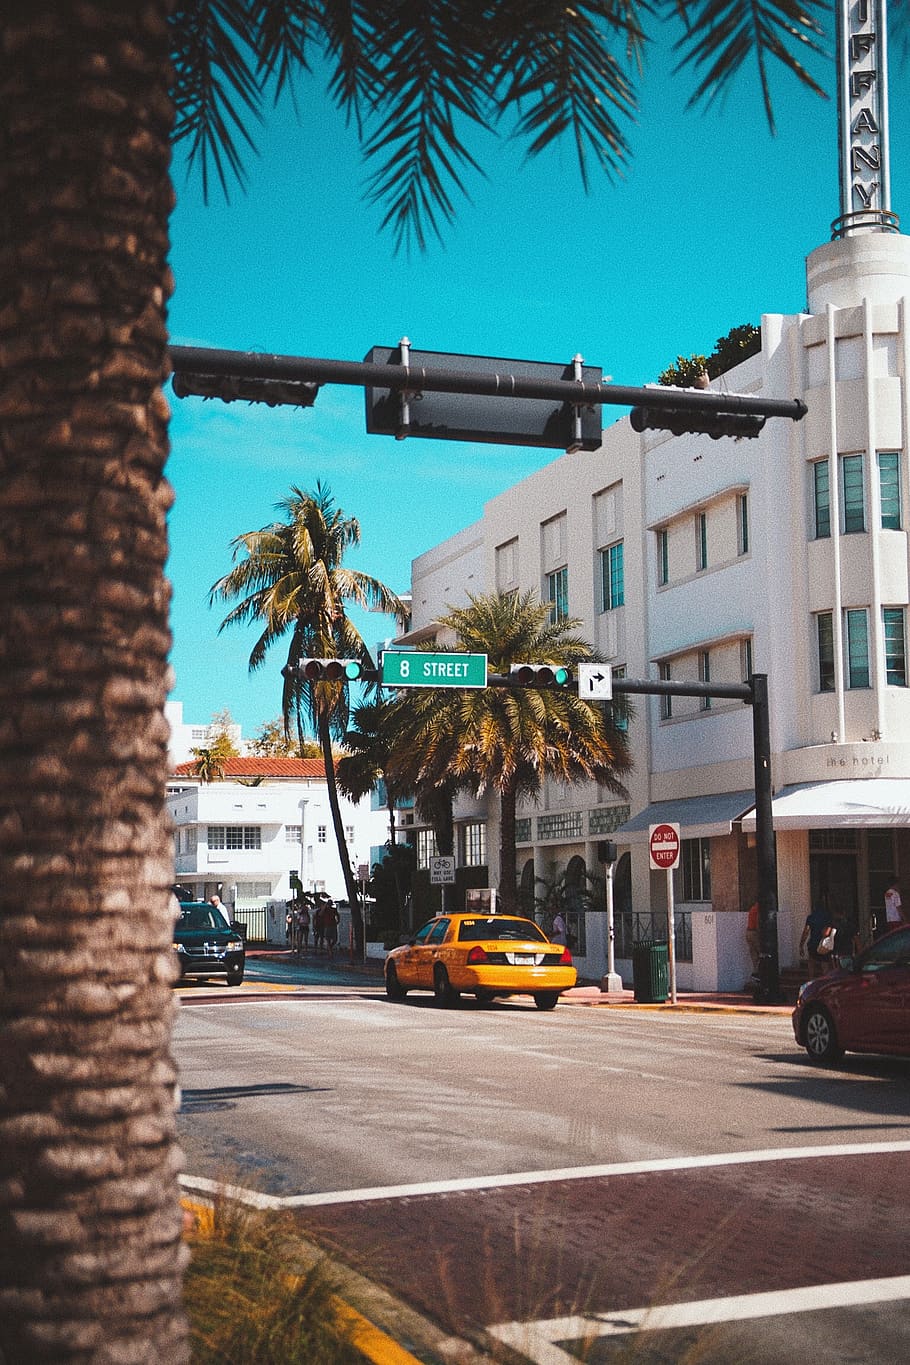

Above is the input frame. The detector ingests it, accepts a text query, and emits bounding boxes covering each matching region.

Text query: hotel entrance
[809,829,899,948]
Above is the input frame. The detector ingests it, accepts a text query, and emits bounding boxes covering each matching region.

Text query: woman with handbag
[799,903,836,978]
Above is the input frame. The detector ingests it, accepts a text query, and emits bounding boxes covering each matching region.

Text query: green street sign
[381,651,487,689]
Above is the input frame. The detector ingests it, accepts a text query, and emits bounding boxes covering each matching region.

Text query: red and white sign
[649,822,681,871]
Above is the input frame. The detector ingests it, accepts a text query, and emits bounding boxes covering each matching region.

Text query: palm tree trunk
[318,717,364,957]
[0,4,189,1361]
[498,784,519,915]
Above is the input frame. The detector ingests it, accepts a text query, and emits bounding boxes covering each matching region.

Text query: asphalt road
[173,975,910,1362]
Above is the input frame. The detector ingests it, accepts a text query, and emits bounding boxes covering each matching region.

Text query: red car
[792,925,910,1063]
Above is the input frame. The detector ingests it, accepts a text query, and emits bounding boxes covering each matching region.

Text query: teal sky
[166,22,910,738]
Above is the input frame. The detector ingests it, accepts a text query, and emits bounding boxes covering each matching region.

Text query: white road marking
[179,1138,910,1209]
[488,1276,910,1364]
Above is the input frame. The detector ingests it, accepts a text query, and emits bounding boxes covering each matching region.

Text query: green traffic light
[554,666,570,686]
[344,660,362,680]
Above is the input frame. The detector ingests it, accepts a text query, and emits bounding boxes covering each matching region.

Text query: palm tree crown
[388,591,630,913]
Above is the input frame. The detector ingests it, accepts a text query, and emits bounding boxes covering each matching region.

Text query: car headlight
[173,942,186,954]
[797,981,810,1001]
[226,938,243,951]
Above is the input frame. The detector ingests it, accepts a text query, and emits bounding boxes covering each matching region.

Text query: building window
[546,565,568,622]
[416,827,438,867]
[208,825,261,850]
[816,612,835,692]
[699,650,711,711]
[600,540,624,610]
[879,452,902,530]
[659,661,672,720]
[696,512,708,572]
[459,822,487,866]
[846,608,870,688]
[741,637,753,682]
[286,825,301,844]
[345,825,354,843]
[841,454,865,533]
[813,461,831,539]
[235,881,271,899]
[883,607,907,686]
[317,824,327,843]
[679,838,711,901]
[657,528,669,586]
[738,493,749,555]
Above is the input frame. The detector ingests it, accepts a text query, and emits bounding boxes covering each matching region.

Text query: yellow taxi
[384,912,577,1010]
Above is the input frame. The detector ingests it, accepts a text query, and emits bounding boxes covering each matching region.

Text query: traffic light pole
[169,344,807,426]
[289,654,781,1000]
[608,672,781,1003]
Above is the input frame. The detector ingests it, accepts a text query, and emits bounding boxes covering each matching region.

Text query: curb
[181,1196,486,1365]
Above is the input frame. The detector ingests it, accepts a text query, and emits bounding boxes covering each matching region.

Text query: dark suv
[173,901,245,985]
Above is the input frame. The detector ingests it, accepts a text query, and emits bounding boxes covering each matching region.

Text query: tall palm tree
[0,2,845,1358]
[392,592,631,915]
[337,699,406,850]
[210,483,407,955]
[337,698,411,921]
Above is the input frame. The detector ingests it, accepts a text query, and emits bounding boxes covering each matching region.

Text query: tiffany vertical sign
[834,0,899,235]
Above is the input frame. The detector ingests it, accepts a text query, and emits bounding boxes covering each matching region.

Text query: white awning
[741,780,910,831]
[615,790,755,844]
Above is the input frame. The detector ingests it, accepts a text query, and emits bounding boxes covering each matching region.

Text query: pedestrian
[884,879,905,935]
[799,903,836,979]
[313,901,326,954]
[550,910,567,946]
[299,899,311,954]
[209,894,229,926]
[745,901,760,976]
[323,899,339,958]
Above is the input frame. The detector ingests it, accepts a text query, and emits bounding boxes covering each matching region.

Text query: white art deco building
[401,1,910,991]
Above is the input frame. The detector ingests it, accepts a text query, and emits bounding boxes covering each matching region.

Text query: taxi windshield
[457,917,548,943]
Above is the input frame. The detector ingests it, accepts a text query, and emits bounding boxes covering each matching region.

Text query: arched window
[519,859,536,916]
[563,855,588,955]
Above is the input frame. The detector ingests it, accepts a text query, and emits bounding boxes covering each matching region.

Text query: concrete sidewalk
[247,947,794,1015]
[563,982,793,1015]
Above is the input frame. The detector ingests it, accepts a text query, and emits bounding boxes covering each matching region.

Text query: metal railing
[231,906,268,943]
[615,910,692,964]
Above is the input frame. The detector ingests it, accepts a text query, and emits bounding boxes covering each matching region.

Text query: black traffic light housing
[509,663,571,687]
[630,406,765,440]
[282,658,365,682]
[172,372,319,408]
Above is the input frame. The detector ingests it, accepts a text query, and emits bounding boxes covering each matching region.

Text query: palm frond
[497,0,641,186]
[170,0,264,199]
[671,0,829,132]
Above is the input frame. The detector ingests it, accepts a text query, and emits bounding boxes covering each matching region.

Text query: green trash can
[632,940,668,1003]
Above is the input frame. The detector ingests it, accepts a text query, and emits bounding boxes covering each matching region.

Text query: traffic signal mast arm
[170,344,807,426]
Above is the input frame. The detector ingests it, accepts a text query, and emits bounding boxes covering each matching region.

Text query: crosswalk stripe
[489,1275,910,1363]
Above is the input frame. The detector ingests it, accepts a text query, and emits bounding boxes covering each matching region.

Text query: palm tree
[337,700,405,850]
[0,3,844,1358]
[210,483,406,955]
[337,699,411,924]
[393,592,631,915]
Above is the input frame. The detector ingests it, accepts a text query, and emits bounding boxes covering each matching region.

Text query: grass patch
[182,1198,365,1364]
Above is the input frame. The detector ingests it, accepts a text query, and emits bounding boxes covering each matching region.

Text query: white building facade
[404,228,910,990]
[167,757,389,940]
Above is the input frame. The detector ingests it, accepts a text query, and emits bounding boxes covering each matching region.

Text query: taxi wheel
[385,963,408,1000]
[803,1004,842,1063]
[433,965,458,1007]
[534,991,560,1011]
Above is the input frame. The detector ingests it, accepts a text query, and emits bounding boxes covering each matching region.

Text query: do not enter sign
[649,822,681,871]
